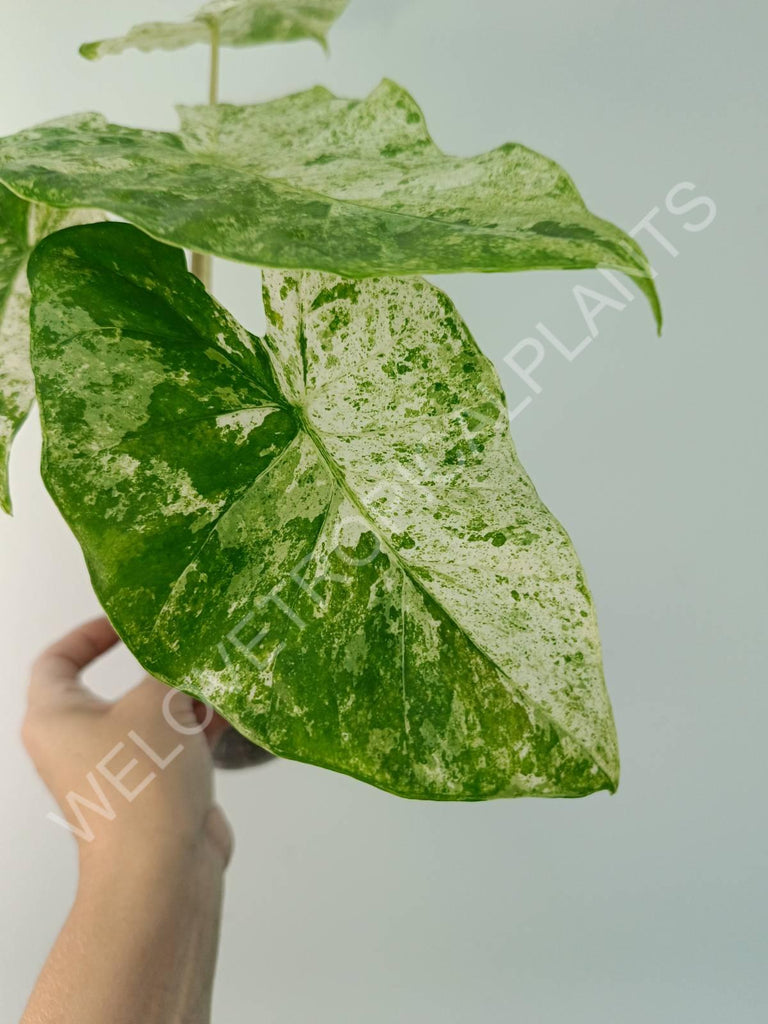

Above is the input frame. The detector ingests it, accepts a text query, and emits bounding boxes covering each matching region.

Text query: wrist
[58,831,225,1024]
[77,833,226,911]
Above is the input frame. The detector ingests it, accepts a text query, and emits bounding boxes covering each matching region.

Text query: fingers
[28,617,119,710]
[28,614,233,759]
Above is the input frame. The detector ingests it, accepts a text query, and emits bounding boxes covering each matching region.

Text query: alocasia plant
[0,0,661,798]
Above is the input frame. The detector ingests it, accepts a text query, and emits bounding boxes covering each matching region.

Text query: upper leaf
[0,186,100,513]
[29,222,619,800]
[0,81,661,329]
[80,0,350,59]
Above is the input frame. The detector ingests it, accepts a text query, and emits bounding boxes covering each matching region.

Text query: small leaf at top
[0,80,661,329]
[79,0,350,60]
[0,185,100,513]
[29,222,619,800]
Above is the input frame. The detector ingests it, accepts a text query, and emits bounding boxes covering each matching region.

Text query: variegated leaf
[0,80,661,329]
[29,222,619,800]
[0,185,100,513]
[80,0,349,59]
[0,185,29,514]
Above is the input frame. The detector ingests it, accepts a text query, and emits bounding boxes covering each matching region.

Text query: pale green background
[1,1,766,1021]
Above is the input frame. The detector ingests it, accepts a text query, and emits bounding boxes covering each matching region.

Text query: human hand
[20,618,234,1024]
[21,617,234,881]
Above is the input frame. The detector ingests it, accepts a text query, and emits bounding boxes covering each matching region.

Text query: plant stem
[190,21,220,291]
[208,20,220,106]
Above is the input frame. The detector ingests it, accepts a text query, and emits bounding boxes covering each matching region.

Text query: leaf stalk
[190,20,220,291]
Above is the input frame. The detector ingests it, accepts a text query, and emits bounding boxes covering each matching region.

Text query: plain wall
[1,1,766,1020]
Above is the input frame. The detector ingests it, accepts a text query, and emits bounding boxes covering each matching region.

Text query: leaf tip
[649,282,663,336]
[603,749,620,794]
[78,41,100,61]
[631,267,663,335]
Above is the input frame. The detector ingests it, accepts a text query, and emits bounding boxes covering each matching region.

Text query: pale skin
[19,617,234,1024]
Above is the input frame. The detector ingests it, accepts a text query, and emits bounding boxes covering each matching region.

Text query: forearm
[21,846,225,1024]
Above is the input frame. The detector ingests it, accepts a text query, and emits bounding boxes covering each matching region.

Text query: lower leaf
[29,222,619,800]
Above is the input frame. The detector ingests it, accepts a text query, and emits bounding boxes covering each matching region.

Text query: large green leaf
[80,0,350,59]
[0,80,661,329]
[29,222,619,800]
[0,186,99,513]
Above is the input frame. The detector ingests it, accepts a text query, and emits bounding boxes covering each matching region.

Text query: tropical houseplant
[0,0,661,799]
